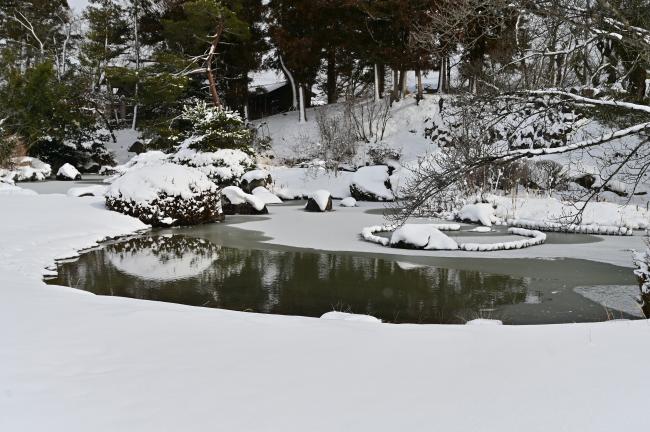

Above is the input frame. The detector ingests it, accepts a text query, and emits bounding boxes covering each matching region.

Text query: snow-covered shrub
[176,101,254,152]
[367,142,401,165]
[340,197,357,207]
[29,131,116,174]
[344,95,391,144]
[221,186,268,215]
[102,150,170,178]
[172,145,255,187]
[457,203,496,226]
[0,121,17,167]
[529,160,568,192]
[105,164,223,227]
[314,106,358,174]
[350,165,394,201]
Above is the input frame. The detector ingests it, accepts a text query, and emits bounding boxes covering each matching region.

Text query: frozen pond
[47,219,644,324]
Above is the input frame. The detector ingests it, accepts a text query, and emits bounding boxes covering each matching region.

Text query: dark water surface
[47,220,642,324]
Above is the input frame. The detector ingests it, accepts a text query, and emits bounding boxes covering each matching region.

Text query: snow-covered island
[2,1,650,431]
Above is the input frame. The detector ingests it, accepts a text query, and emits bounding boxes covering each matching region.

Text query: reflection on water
[48,234,641,324]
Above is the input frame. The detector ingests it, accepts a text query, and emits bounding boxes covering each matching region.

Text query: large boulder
[240,169,272,193]
[390,224,459,250]
[105,163,223,227]
[221,186,268,215]
[349,165,394,201]
[56,163,82,180]
[305,190,333,212]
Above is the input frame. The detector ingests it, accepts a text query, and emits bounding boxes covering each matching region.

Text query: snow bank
[509,218,633,236]
[0,181,38,196]
[320,311,382,323]
[350,165,394,201]
[269,166,353,200]
[340,197,357,207]
[458,203,495,226]
[222,186,266,211]
[390,224,459,250]
[492,195,649,230]
[56,163,81,180]
[252,186,282,205]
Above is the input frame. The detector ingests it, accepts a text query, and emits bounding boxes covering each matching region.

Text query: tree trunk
[132,0,140,130]
[378,63,385,95]
[400,69,407,96]
[373,64,380,101]
[279,54,297,110]
[205,21,224,107]
[326,48,337,103]
[391,68,399,101]
[416,68,423,103]
[298,84,306,123]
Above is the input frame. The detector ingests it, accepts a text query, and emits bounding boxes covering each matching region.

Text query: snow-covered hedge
[508,218,633,236]
[633,249,650,317]
[105,164,222,227]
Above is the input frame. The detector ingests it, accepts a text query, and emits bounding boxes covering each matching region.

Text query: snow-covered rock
[466,319,503,325]
[305,189,332,212]
[252,186,282,205]
[320,311,381,323]
[469,226,492,233]
[458,203,495,226]
[67,185,108,197]
[222,186,268,215]
[240,169,272,193]
[390,224,459,250]
[105,163,222,226]
[340,197,357,207]
[56,163,81,180]
[1,156,52,182]
[350,165,394,201]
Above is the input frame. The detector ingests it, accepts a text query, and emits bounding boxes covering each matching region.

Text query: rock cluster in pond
[305,190,332,212]
[0,156,52,182]
[240,169,272,193]
[56,163,82,180]
[221,186,268,215]
[105,163,223,227]
[389,224,459,250]
[349,165,394,201]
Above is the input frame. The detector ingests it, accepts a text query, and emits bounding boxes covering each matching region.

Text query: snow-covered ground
[2,191,650,432]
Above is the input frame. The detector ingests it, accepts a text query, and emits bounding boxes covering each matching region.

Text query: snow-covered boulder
[172,142,254,187]
[390,224,459,250]
[320,311,381,323]
[349,165,394,201]
[340,197,357,207]
[252,186,282,205]
[105,163,222,227]
[56,163,81,180]
[221,186,268,215]
[67,185,107,197]
[305,189,332,212]
[457,203,495,226]
[240,169,272,193]
[2,157,52,182]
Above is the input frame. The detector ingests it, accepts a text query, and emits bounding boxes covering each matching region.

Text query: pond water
[47,220,644,324]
